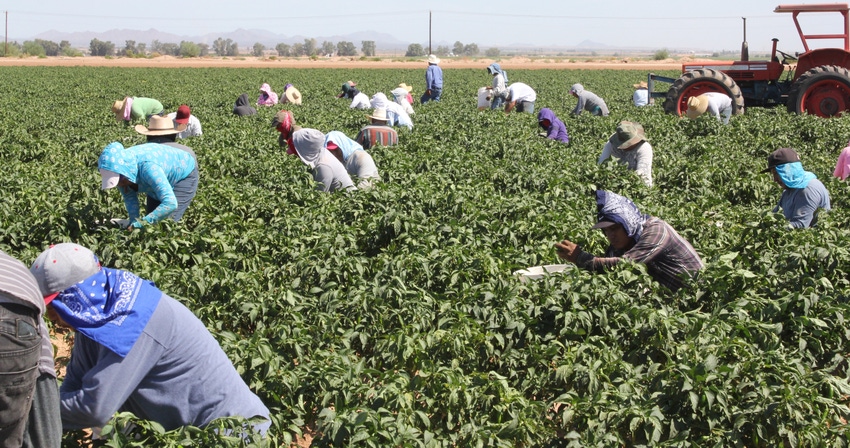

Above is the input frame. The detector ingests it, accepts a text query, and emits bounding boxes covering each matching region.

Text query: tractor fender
[796,49,850,78]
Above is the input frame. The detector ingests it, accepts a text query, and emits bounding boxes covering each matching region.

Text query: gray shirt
[343,151,380,189]
[598,140,653,187]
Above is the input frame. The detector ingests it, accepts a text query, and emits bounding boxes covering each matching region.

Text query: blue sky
[3,0,846,52]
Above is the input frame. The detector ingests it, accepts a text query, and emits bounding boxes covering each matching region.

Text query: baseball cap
[762,148,801,173]
[30,243,101,304]
[100,169,121,190]
[174,105,191,124]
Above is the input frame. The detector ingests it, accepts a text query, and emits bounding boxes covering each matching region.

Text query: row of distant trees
[405,41,499,58]
[0,39,83,57]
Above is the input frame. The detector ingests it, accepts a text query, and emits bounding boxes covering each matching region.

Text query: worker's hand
[109,218,131,229]
[554,240,581,263]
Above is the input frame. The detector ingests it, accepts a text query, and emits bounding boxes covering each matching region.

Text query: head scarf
[52,266,162,357]
[325,131,364,161]
[370,92,390,109]
[775,161,817,189]
[390,88,409,106]
[292,128,327,169]
[258,83,279,105]
[570,83,584,95]
[487,63,508,84]
[122,97,134,121]
[595,190,649,241]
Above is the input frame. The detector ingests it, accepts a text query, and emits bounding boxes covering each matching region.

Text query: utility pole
[428,10,432,55]
[5,11,8,57]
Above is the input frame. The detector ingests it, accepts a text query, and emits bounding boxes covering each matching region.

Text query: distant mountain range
[23,29,633,54]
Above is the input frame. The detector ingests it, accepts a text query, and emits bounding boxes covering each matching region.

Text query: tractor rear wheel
[786,65,850,117]
[662,68,745,116]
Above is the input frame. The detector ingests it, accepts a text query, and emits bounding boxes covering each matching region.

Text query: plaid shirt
[575,217,703,291]
[355,125,398,149]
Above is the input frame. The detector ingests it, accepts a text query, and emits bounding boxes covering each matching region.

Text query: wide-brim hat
[398,83,413,92]
[762,147,801,173]
[285,86,302,105]
[686,95,709,119]
[633,81,648,89]
[608,121,646,150]
[111,99,127,122]
[427,54,440,64]
[368,108,388,122]
[134,115,187,136]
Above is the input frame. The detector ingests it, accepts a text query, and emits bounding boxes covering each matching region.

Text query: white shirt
[633,89,648,107]
[166,112,202,139]
[598,140,653,187]
[702,92,734,123]
[508,83,536,103]
[350,92,371,110]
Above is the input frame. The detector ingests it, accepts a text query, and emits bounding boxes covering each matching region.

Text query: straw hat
[633,81,648,89]
[134,115,187,136]
[398,83,413,92]
[111,98,127,121]
[368,108,388,122]
[686,95,709,119]
[284,85,302,105]
[427,54,440,64]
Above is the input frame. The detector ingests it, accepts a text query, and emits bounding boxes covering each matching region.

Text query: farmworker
[764,147,831,228]
[686,92,733,124]
[569,84,609,116]
[485,62,508,109]
[397,83,415,104]
[421,54,443,104]
[29,243,271,435]
[371,92,413,130]
[633,81,649,107]
[537,108,569,144]
[338,81,371,109]
[598,121,653,187]
[282,83,302,105]
[355,108,399,149]
[835,140,850,180]
[554,190,704,291]
[98,140,199,229]
[166,104,202,139]
[0,251,60,448]
[257,82,278,106]
[477,87,491,110]
[111,96,164,123]
[292,128,357,192]
[504,82,537,114]
[325,131,380,189]
[233,93,257,116]
[272,109,299,155]
[391,86,415,115]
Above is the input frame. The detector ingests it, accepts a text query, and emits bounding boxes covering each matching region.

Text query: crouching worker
[554,190,704,292]
[29,243,271,435]
[98,141,199,229]
[325,131,380,189]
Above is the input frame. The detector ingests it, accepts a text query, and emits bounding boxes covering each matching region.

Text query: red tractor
[649,3,850,117]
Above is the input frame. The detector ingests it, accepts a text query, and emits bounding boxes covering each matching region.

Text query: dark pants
[0,303,40,448]
[146,145,199,222]
[420,87,442,104]
[22,372,61,448]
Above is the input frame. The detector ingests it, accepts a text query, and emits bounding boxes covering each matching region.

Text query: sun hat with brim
[398,83,413,92]
[762,147,801,173]
[633,81,648,89]
[99,168,121,190]
[285,86,302,104]
[368,108,388,122]
[30,243,101,305]
[608,121,646,150]
[427,54,440,64]
[134,115,187,136]
[174,105,191,124]
[686,95,709,119]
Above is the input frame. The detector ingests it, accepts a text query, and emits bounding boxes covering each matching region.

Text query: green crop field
[1,66,849,447]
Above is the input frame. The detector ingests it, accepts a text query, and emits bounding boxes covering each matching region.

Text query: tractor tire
[786,65,850,117]
[662,68,745,117]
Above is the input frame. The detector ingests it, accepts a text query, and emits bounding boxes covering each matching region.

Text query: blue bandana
[775,162,816,189]
[52,267,162,357]
[596,190,649,241]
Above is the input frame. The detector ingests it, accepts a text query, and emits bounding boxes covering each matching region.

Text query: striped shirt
[355,125,398,149]
[575,217,703,291]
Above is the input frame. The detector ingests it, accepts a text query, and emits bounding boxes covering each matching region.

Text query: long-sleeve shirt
[166,112,203,139]
[350,92,371,109]
[425,65,443,90]
[120,154,195,225]
[129,98,164,121]
[313,153,356,192]
[491,73,507,99]
[633,89,648,107]
[702,92,733,123]
[774,178,831,228]
[59,294,270,432]
[574,217,704,291]
[598,140,653,187]
[572,91,609,116]
[343,151,380,189]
